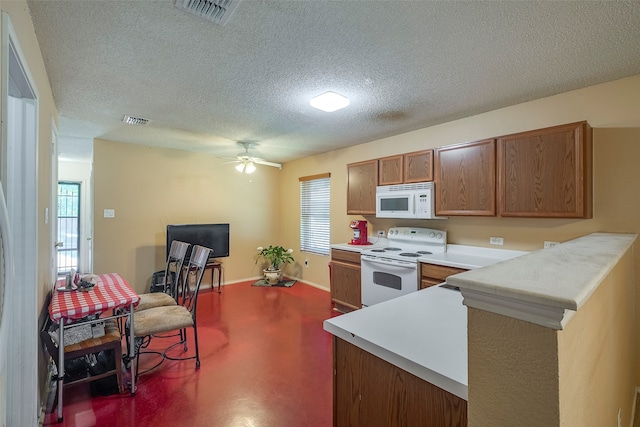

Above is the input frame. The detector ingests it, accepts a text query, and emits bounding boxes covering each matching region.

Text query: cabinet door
[404,149,433,183]
[420,263,467,290]
[330,260,361,310]
[434,139,496,216]
[334,337,468,426]
[497,121,592,218]
[347,160,378,215]
[378,155,403,185]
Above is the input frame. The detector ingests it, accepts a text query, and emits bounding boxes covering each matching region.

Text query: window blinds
[300,174,330,255]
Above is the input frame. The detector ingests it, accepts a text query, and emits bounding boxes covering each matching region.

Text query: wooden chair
[130,245,212,378]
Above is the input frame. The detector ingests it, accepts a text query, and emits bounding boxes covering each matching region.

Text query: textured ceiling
[27,0,640,164]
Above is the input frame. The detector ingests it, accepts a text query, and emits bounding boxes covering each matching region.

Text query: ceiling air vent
[123,115,150,126]
[174,0,242,26]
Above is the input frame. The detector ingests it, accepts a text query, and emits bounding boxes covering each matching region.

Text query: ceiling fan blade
[253,159,283,170]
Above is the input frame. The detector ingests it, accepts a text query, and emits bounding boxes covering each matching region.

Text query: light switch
[103,209,115,218]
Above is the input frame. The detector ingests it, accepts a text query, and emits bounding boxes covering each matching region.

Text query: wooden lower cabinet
[334,337,467,426]
[331,249,361,312]
[421,263,467,290]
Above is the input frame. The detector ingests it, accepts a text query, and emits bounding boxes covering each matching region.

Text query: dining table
[48,272,139,422]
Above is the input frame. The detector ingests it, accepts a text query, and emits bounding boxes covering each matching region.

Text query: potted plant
[256,245,294,284]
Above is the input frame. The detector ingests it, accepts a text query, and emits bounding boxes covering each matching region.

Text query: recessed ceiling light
[310,91,350,112]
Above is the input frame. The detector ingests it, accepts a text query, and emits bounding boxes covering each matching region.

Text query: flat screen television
[166,223,229,261]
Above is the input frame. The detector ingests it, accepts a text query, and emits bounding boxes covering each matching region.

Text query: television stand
[205,260,222,293]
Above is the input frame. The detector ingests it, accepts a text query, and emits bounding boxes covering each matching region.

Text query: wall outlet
[103,209,115,218]
[377,230,385,237]
[304,259,309,268]
[489,236,504,246]
[544,241,560,249]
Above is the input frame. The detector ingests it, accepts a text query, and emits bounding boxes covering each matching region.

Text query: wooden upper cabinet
[434,139,496,216]
[379,150,434,185]
[404,149,433,183]
[497,121,593,218]
[347,159,378,215]
[378,155,404,186]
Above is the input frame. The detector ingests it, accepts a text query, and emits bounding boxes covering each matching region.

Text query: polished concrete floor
[44,280,337,427]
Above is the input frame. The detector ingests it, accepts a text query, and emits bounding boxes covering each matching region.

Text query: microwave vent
[174,0,242,25]
[379,182,434,192]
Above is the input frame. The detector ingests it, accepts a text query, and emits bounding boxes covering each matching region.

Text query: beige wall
[467,309,560,426]
[558,249,635,426]
[2,0,58,416]
[93,139,295,294]
[467,246,635,426]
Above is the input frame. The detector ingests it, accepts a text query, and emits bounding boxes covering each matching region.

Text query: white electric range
[361,227,447,307]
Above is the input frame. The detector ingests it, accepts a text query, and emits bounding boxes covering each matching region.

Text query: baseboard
[204,276,329,292]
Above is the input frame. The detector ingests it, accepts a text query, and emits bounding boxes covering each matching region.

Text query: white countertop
[332,240,528,270]
[323,284,468,400]
[448,233,637,329]
[419,244,528,269]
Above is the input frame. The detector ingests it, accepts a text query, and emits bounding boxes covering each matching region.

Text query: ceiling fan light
[310,91,350,112]
[235,163,245,173]
[245,162,256,174]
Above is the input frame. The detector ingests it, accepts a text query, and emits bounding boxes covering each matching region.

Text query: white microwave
[376,182,440,219]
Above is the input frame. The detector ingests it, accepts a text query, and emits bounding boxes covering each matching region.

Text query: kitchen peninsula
[324,232,637,426]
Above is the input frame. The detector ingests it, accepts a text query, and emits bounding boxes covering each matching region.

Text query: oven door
[361,255,418,307]
[376,190,415,218]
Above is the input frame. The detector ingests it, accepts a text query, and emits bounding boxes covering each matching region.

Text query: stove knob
[429,232,435,238]
[436,233,442,239]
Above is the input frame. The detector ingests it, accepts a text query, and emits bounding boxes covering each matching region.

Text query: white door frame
[51,119,58,282]
[1,12,39,427]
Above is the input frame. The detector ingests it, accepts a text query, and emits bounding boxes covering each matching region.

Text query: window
[300,173,330,255]
[57,181,81,274]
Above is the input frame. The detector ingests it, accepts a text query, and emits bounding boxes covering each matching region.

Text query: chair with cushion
[130,244,212,377]
[135,240,190,312]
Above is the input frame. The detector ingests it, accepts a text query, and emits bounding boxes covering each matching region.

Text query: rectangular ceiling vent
[123,115,150,126]
[174,0,242,26]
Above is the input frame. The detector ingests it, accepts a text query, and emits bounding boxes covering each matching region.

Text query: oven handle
[361,255,417,269]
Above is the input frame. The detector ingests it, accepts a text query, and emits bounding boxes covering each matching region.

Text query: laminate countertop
[448,232,637,329]
[323,284,468,400]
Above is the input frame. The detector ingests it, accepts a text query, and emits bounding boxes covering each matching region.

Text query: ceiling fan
[230,142,282,174]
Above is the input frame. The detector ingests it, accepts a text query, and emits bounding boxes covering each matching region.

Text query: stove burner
[384,247,402,251]
[370,249,386,252]
[399,253,420,257]
[416,251,432,255]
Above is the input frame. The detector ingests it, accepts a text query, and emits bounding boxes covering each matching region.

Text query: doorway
[57,181,81,274]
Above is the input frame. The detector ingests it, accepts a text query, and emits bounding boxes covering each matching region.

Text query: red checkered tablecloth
[49,273,140,322]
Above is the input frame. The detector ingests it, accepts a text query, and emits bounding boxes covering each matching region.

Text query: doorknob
[54,241,64,248]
